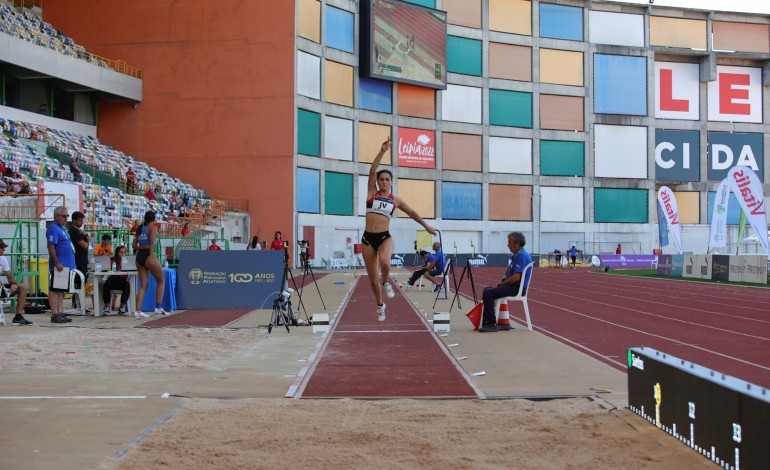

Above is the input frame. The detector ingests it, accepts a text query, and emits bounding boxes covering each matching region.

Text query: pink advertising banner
[397,128,435,169]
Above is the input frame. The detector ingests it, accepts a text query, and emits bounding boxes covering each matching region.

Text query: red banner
[397,128,435,168]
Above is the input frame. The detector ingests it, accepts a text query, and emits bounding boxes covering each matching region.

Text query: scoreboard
[628,347,768,469]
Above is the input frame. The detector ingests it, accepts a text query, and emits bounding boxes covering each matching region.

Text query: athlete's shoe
[154,307,169,316]
[134,311,149,318]
[377,303,386,322]
[12,315,32,325]
[119,305,129,315]
[383,283,395,299]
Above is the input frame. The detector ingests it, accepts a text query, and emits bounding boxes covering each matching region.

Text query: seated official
[478,231,533,333]
[101,245,130,315]
[406,242,445,291]
[94,234,114,256]
[0,238,32,325]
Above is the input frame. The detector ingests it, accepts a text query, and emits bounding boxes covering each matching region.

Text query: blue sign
[177,251,284,309]
[655,129,700,181]
[707,132,764,182]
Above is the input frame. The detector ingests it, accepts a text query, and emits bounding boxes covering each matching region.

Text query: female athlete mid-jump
[362,137,436,321]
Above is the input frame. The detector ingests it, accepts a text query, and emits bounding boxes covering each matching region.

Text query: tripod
[297,258,324,316]
[439,258,478,313]
[268,295,293,334]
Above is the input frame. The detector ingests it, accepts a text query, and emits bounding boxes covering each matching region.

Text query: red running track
[298,276,478,398]
[450,266,770,390]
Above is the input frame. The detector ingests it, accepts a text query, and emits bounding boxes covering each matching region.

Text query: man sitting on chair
[406,242,444,291]
[478,231,532,333]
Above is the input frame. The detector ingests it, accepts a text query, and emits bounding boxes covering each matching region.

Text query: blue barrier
[177,250,284,309]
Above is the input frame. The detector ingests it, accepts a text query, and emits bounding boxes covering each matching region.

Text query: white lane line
[0,395,147,399]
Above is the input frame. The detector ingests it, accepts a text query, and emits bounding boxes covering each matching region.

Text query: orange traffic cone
[497,301,513,330]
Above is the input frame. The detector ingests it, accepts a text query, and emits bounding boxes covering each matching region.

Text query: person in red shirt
[208,240,222,250]
[181,222,190,237]
[616,244,622,255]
[125,167,137,194]
[270,231,285,251]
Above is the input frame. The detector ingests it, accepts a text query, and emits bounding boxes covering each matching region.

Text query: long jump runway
[465,267,770,390]
[295,276,478,398]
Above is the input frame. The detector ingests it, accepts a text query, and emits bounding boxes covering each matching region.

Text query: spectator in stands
[101,245,130,315]
[68,211,90,312]
[70,157,83,182]
[616,244,622,255]
[94,234,113,256]
[270,231,285,251]
[144,187,156,201]
[169,192,180,214]
[130,219,141,234]
[132,210,167,318]
[125,167,137,194]
[478,232,533,333]
[247,236,261,251]
[182,193,190,208]
[47,206,74,323]
[181,222,190,237]
[0,238,32,325]
[17,180,31,194]
[208,240,222,251]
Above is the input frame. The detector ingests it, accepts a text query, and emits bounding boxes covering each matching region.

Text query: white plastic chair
[494,261,534,331]
[68,269,86,316]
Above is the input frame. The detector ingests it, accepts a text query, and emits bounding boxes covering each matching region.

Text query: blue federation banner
[177,250,284,309]
[657,200,670,247]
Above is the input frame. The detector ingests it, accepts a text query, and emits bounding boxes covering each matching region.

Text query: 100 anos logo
[229,272,276,283]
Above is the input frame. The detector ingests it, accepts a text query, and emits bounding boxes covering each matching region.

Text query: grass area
[593,268,770,288]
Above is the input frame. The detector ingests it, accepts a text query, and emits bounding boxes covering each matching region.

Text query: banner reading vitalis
[708,178,731,250]
[726,166,769,256]
[397,128,435,168]
[657,186,683,254]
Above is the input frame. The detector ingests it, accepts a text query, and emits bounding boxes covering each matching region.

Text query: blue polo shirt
[47,222,76,270]
[503,249,532,289]
[428,248,445,273]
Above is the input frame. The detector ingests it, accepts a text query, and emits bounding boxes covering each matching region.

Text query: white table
[91,271,139,317]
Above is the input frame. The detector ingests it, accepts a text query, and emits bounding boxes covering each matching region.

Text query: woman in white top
[362,137,435,321]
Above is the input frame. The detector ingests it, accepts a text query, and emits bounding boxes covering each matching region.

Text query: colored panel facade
[358,122,392,164]
[298,0,320,43]
[297,109,320,157]
[489,89,531,128]
[442,84,482,123]
[324,60,353,107]
[324,5,354,53]
[324,116,353,161]
[540,141,584,177]
[447,36,482,76]
[398,83,435,118]
[398,179,435,219]
[489,137,532,174]
[488,43,531,81]
[296,168,320,213]
[713,21,770,54]
[297,51,320,99]
[540,49,583,86]
[541,186,583,222]
[594,125,647,179]
[650,16,706,49]
[489,0,531,35]
[324,171,353,215]
[673,191,699,224]
[594,54,647,116]
[442,133,481,172]
[540,94,583,131]
[443,0,481,29]
[594,189,648,223]
[588,10,644,47]
[540,3,583,41]
[359,77,392,113]
[442,182,481,220]
[489,184,532,221]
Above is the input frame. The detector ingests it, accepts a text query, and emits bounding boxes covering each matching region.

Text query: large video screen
[360,0,447,90]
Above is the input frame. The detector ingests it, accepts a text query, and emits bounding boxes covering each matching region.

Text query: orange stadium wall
[43,1,296,255]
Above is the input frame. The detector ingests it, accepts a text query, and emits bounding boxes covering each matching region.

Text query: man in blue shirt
[47,206,76,323]
[407,242,445,291]
[479,231,533,332]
